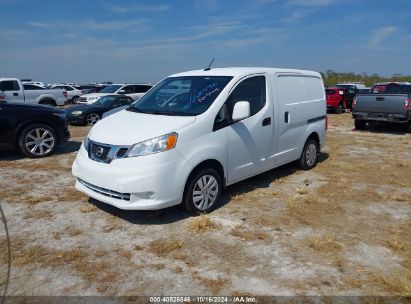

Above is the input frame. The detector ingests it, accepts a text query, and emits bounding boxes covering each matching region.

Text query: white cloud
[26,19,147,31]
[368,26,398,47]
[108,4,169,13]
[288,0,338,6]
[283,9,314,22]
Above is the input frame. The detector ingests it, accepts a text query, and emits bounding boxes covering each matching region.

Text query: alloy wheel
[25,128,55,156]
[87,113,100,125]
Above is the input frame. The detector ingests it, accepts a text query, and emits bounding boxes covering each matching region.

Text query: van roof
[170,67,321,78]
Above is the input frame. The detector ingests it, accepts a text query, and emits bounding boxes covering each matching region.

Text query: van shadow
[0,140,81,161]
[89,152,329,225]
[218,152,329,208]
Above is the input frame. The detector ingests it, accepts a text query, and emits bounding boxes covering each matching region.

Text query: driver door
[225,76,274,184]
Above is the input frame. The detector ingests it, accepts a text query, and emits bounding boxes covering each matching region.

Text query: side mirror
[232,101,250,122]
[118,90,126,94]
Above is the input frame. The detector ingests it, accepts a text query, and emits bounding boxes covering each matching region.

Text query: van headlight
[126,133,178,157]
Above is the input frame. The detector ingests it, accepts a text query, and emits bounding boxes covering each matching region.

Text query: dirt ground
[0,113,410,297]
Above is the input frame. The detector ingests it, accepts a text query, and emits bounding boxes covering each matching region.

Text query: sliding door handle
[284,112,290,123]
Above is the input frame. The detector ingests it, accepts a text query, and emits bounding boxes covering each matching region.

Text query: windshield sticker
[184,82,220,110]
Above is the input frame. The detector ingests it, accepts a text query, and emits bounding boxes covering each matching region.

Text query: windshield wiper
[128,107,150,114]
[149,110,177,116]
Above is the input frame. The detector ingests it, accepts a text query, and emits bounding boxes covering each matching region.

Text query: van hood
[88,109,196,145]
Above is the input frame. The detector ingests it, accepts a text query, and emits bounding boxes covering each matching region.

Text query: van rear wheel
[298,138,318,170]
[182,168,222,214]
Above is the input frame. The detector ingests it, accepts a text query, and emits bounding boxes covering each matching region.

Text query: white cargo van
[72,67,326,213]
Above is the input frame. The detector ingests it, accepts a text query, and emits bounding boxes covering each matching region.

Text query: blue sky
[1,0,410,83]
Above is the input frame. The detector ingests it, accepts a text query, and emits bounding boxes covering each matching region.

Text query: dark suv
[0,102,70,157]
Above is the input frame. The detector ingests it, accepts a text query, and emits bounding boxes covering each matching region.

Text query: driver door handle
[262,117,271,126]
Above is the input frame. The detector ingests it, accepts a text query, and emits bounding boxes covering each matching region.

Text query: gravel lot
[0,113,410,296]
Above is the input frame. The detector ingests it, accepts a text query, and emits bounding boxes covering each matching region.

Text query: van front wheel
[298,138,318,170]
[183,168,222,214]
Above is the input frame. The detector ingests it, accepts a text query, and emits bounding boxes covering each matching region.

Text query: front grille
[78,178,131,201]
[116,148,128,158]
[86,140,130,163]
[90,142,111,161]
[79,97,87,103]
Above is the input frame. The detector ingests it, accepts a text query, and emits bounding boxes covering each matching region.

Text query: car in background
[0,101,70,157]
[326,87,348,114]
[21,80,46,88]
[78,85,105,95]
[1,78,67,106]
[336,83,366,110]
[352,83,411,132]
[358,88,370,94]
[51,84,84,104]
[66,95,134,125]
[78,84,153,104]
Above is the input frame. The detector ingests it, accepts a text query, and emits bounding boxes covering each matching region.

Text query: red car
[326,87,347,114]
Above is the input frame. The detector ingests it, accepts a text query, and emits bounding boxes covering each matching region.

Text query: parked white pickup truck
[0,78,67,106]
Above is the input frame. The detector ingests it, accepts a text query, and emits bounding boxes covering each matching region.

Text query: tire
[400,123,409,133]
[39,99,56,107]
[72,96,80,104]
[182,168,222,214]
[335,103,343,114]
[18,124,57,158]
[298,138,319,171]
[354,119,366,130]
[86,113,100,125]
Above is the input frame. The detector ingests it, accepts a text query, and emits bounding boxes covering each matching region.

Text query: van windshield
[128,76,233,116]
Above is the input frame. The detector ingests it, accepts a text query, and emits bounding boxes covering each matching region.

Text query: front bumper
[72,144,192,210]
[352,111,410,123]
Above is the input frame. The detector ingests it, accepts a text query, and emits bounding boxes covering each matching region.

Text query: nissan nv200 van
[72,67,326,213]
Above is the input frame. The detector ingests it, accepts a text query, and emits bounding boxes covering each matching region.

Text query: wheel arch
[14,120,60,149]
[183,159,226,197]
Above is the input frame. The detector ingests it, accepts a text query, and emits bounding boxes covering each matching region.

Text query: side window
[0,81,19,91]
[13,81,20,91]
[123,85,134,94]
[228,76,266,116]
[23,84,39,90]
[134,85,151,93]
[213,76,266,131]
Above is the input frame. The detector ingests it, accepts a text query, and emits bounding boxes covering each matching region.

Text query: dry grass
[306,235,342,253]
[230,226,270,241]
[148,239,183,257]
[66,227,83,237]
[194,275,228,294]
[186,214,217,234]
[386,232,406,252]
[79,204,98,213]
[133,245,144,251]
[8,239,123,293]
[102,216,123,233]
[23,209,53,220]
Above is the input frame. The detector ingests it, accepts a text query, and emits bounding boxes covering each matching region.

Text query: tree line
[321,70,411,87]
